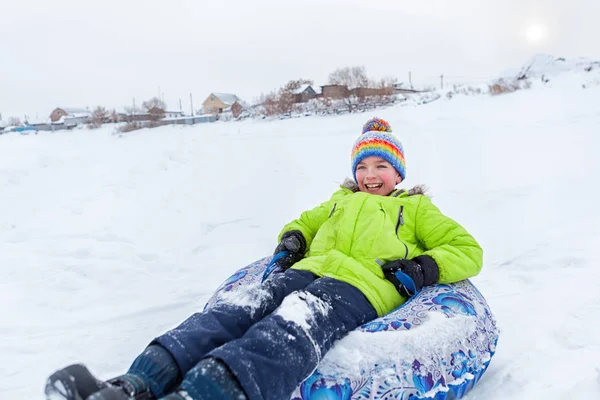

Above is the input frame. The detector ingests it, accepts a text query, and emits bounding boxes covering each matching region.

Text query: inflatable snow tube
[205,256,499,400]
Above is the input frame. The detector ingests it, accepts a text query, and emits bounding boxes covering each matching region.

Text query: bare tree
[377,76,398,95]
[118,122,142,133]
[88,106,108,129]
[264,91,280,116]
[328,66,369,89]
[278,78,313,114]
[8,116,21,126]
[326,67,371,112]
[124,105,143,115]
[253,93,267,106]
[142,96,167,111]
[489,78,530,95]
[109,109,119,123]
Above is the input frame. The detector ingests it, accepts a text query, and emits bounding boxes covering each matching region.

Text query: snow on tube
[205,256,499,400]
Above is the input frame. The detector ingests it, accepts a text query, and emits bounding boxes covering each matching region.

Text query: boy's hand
[273,230,307,269]
[381,255,439,297]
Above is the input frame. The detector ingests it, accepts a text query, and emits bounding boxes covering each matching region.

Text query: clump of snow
[217,282,272,312]
[275,292,330,333]
[318,312,476,379]
[275,292,331,363]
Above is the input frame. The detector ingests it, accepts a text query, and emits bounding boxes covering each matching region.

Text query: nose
[365,167,377,179]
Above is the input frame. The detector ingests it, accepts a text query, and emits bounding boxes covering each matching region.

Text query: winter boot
[45,364,107,400]
[45,364,154,400]
[46,345,179,400]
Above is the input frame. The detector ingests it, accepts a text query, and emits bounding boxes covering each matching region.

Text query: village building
[320,84,349,99]
[202,93,240,114]
[49,107,92,126]
[349,87,391,97]
[230,101,244,118]
[292,85,317,103]
[147,106,185,120]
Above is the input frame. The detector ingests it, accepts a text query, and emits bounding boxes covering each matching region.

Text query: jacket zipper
[395,205,409,259]
[394,205,404,234]
[328,203,337,218]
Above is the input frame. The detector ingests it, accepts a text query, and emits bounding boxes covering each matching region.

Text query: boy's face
[355,156,402,196]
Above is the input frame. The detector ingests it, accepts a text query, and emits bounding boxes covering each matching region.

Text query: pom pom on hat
[362,117,392,134]
[351,117,406,182]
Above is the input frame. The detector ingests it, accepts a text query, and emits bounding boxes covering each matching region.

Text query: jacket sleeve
[415,195,483,283]
[278,188,349,249]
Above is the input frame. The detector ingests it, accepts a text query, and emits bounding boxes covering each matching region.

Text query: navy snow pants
[154,269,377,400]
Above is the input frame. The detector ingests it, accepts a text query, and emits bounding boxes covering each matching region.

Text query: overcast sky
[1,0,598,121]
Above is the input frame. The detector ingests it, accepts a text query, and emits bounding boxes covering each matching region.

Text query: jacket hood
[341,178,429,197]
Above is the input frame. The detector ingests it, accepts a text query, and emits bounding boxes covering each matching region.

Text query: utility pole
[409,71,412,87]
[179,98,183,111]
[440,75,444,90]
[133,97,136,112]
[190,93,194,116]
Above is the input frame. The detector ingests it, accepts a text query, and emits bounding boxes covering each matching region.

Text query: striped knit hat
[351,117,406,182]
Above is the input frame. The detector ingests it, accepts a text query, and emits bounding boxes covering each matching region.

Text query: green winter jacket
[279,180,483,316]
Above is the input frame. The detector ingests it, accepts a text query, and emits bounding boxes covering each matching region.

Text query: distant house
[202,93,240,114]
[231,101,244,118]
[292,85,317,103]
[350,87,390,97]
[320,85,349,99]
[50,107,92,126]
[147,106,185,119]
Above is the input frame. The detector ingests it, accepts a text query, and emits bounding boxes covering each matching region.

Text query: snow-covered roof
[394,82,411,89]
[292,84,313,95]
[393,82,431,92]
[54,107,91,119]
[213,93,239,105]
[62,107,88,114]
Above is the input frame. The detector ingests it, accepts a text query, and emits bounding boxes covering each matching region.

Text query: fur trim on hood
[341,178,429,197]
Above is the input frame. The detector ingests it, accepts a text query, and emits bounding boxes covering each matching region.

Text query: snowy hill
[509,54,600,92]
[517,54,600,79]
[448,54,600,98]
[2,65,600,399]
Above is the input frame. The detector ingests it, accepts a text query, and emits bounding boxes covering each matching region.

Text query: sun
[525,24,545,43]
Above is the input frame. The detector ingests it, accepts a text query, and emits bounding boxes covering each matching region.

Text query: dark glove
[381,255,439,297]
[273,230,307,269]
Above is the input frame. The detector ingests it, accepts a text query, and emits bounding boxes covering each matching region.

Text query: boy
[47,118,482,400]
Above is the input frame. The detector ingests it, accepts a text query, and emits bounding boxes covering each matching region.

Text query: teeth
[365,184,383,189]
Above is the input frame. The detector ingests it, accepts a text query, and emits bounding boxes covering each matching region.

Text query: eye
[357,165,366,170]
[377,164,388,169]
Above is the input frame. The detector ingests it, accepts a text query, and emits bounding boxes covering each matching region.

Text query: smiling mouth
[365,183,383,189]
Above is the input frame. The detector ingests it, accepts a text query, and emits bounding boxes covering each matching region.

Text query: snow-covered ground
[2,67,600,399]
